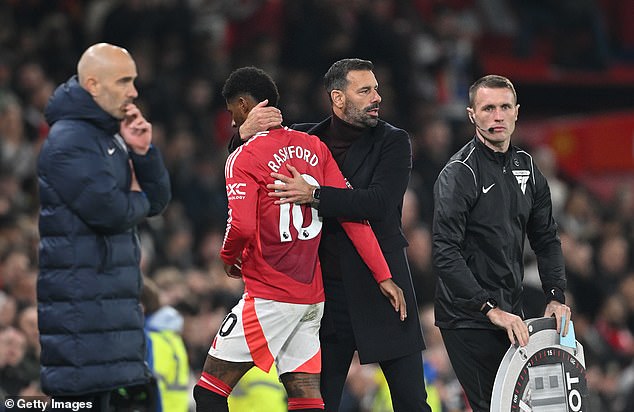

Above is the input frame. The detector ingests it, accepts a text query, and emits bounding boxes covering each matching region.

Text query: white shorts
[208,293,324,376]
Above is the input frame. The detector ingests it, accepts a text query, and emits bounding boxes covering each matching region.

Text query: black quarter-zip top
[432,136,566,329]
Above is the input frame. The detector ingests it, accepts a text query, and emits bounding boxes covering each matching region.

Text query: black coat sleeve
[432,161,489,310]
[526,164,567,300]
[317,128,411,220]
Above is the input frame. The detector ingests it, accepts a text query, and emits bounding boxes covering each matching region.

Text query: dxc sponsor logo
[226,183,247,199]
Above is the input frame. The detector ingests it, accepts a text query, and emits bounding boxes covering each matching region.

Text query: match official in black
[432,74,571,412]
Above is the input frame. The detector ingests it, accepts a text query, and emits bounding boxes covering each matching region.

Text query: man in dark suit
[233,59,431,412]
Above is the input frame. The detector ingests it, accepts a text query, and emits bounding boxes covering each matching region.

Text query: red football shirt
[221,127,391,304]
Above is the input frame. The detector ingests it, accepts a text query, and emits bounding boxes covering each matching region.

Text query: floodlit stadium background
[0,1,633,411]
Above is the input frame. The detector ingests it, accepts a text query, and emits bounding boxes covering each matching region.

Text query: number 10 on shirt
[277,174,322,242]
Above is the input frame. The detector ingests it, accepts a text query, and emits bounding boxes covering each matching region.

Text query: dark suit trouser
[440,328,510,412]
[320,277,431,412]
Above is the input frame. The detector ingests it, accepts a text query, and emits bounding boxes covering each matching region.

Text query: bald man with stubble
[37,43,171,410]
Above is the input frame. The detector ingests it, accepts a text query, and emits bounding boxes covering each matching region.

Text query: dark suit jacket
[293,117,425,364]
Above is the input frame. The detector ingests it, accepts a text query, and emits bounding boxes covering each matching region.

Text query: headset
[469,112,494,134]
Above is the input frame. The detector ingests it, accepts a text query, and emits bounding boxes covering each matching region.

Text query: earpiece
[468,110,493,133]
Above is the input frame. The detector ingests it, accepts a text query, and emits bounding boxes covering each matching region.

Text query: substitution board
[491,317,588,412]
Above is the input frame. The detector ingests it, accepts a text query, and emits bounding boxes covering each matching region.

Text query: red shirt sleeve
[220,148,258,266]
[319,142,392,283]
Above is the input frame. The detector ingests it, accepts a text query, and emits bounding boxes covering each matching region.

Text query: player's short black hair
[222,66,279,107]
[324,58,374,97]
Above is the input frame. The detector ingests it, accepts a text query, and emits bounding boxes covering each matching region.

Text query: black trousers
[320,278,431,412]
[440,328,510,412]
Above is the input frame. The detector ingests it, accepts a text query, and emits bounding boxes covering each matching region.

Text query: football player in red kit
[193,66,407,412]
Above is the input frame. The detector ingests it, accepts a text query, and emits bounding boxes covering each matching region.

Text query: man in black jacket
[432,75,571,412]
[232,59,431,412]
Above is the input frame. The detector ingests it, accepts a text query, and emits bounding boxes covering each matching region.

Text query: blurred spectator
[560,185,602,241]
[411,116,454,224]
[595,294,634,361]
[595,234,631,299]
[0,291,17,328]
[609,184,634,238]
[0,326,34,395]
[142,276,191,412]
[577,292,634,411]
[1,247,32,299]
[153,266,189,307]
[532,144,568,220]
[405,224,436,307]
[510,0,610,70]
[561,232,602,320]
[227,365,286,412]
[619,274,634,333]
[0,93,36,182]
[15,305,39,387]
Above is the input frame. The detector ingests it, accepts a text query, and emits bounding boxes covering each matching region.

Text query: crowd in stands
[0,1,633,410]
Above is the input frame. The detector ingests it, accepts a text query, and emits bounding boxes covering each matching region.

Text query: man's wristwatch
[311,187,321,206]
[481,298,498,315]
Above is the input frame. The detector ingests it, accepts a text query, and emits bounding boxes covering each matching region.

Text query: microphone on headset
[469,114,495,134]
[477,124,496,134]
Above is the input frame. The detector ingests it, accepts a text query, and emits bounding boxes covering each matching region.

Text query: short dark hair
[468,75,517,107]
[324,58,374,97]
[222,66,279,107]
